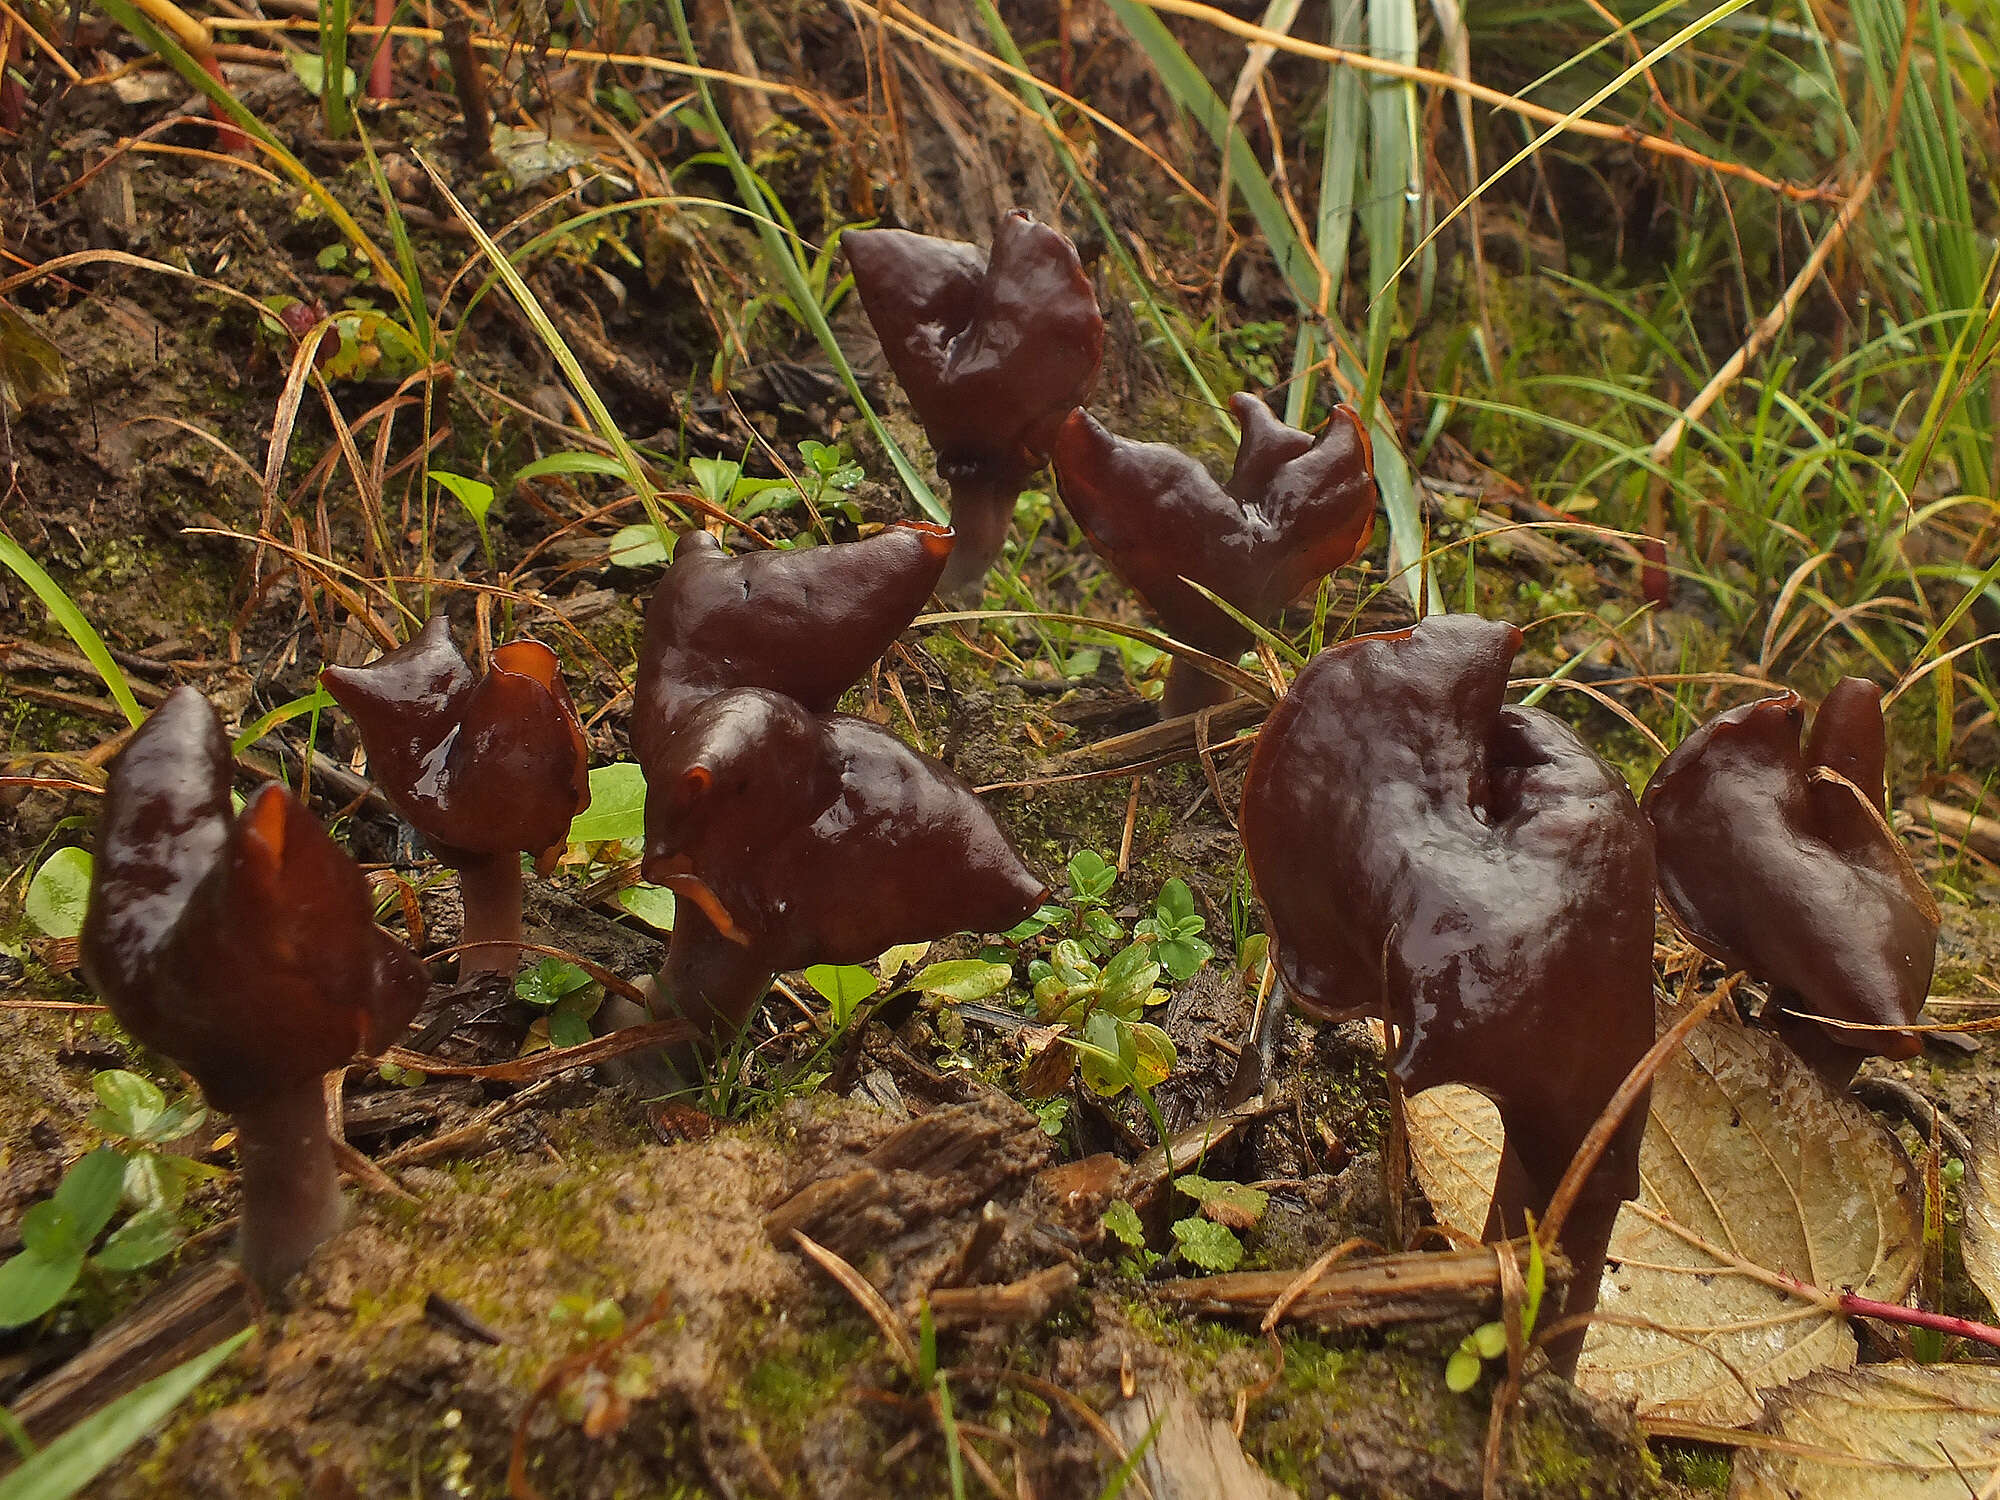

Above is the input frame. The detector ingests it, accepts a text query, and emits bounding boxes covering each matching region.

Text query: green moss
[739,1318,873,1440]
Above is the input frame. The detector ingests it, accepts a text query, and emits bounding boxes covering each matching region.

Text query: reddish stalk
[367,0,393,99]
[232,1085,342,1294]
[454,850,524,977]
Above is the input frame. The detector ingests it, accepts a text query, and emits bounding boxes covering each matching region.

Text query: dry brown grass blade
[789,1229,921,1378]
[1125,0,1838,202]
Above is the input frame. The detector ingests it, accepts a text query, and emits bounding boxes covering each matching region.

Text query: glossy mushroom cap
[1239,615,1656,1375]
[81,688,427,1292]
[846,210,1104,595]
[1053,395,1377,715]
[641,687,1047,1048]
[1642,678,1936,1083]
[319,615,589,866]
[633,522,955,769]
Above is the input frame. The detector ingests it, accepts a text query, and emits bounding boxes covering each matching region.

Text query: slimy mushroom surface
[81,687,426,1293]
[847,209,1103,596]
[1642,678,1937,1085]
[1239,615,1656,1375]
[1053,394,1377,716]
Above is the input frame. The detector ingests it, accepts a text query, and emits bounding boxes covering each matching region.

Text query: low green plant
[1444,1231,1546,1392]
[1133,878,1214,982]
[515,958,602,1051]
[1006,849,1123,957]
[0,1069,209,1330]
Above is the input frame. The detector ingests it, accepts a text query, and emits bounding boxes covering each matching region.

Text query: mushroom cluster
[633,524,1046,1060]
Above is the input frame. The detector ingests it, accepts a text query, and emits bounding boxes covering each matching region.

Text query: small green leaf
[547,1010,594,1050]
[1129,1022,1177,1092]
[803,964,880,1026]
[24,847,93,939]
[1004,902,1070,941]
[877,942,930,980]
[1079,1009,1138,1097]
[615,883,676,931]
[1470,1321,1508,1359]
[688,456,742,506]
[515,957,594,1008]
[567,763,646,844]
[1170,1217,1243,1272]
[1154,878,1198,928]
[0,1247,84,1329]
[908,960,1013,1003]
[1237,932,1270,973]
[429,470,496,543]
[1445,1347,1484,1393]
[87,1070,165,1140]
[1174,1172,1266,1228]
[606,522,672,569]
[45,1149,128,1253]
[1102,1199,1145,1251]
[93,1207,180,1272]
[1099,945,1162,1016]
[514,450,631,485]
[1155,935,1214,983]
[1066,850,1117,901]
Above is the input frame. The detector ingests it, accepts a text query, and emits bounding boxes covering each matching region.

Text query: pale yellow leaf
[1407,1003,1921,1426]
[1730,1363,2000,1498]
[1958,1109,2000,1321]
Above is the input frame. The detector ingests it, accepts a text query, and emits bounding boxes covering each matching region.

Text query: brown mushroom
[1642,677,1937,1087]
[80,687,427,1293]
[1052,395,1378,716]
[320,615,590,977]
[846,210,1104,596]
[1239,615,1656,1376]
[633,521,954,769]
[641,687,1046,1058]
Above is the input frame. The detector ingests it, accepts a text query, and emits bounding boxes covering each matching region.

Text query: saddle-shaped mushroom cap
[847,210,1104,595]
[1642,678,1937,1083]
[81,687,426,1292]
[640,687,1046,1050]
[321,616,589,974]
[632,522,954,769]
[1239,615,1656,1375]
[1052,395,1377,716]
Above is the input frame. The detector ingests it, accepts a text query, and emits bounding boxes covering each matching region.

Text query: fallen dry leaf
[1730,1362,2000,1497]
[1407,1001,1922,1425]
[1958,1108,2000,1321]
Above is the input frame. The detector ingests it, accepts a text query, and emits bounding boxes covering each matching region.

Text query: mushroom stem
[454,851,523,976]
[233,1083,342,1296]
[1160,659,1235,719]
[938,476,1016,600]
[656,905,775,1069]
[1772,1007,1868,1091]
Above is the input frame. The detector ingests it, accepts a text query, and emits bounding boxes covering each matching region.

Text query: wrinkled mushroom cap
[633,522,954,768]
[321,615,589,864]
[81,687,426,1114]
[643,687,1047,978]
[846,210,1104,489]
[1240,614,1656,1192]
[1642,680,1936,1060]
[1052,394,1377,659]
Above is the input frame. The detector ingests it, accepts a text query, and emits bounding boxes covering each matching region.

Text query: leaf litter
[1407,997,1922,1425]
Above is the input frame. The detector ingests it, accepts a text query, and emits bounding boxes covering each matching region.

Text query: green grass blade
[969,0,1236,439]
[664,0,945,523]
[0,534,144,727]
[413,152,677,545]
[0,1329,250,1500]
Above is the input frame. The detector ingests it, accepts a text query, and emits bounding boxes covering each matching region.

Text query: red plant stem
[233,1083,341,1296]
[455,851,523,976]
[367,0,393,100]
[198,52,249,154]
[1770,1269,2000,1352]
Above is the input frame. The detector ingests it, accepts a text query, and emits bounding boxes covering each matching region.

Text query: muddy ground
[3,2,1999,1496]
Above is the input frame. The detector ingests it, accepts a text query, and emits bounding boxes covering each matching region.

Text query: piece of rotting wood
[1054,697,1266,769]
[928,1263,1079,1327]
[1152,1240,1568,1335]
[11,1258,254,1440]
[1106,1377,1298,1500]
